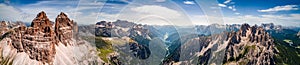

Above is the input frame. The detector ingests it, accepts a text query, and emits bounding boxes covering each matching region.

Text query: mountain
[1,12,299,65]
[0,11,103,65]
[0,21,9,37]
[222,24,277,65]
[195,24,226,35]
[163,24,278,65]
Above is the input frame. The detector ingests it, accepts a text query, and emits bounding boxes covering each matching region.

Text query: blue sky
[0,0,300,26]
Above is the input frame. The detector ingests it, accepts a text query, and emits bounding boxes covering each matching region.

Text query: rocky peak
[129,24,150,39]
[239,23,251,37]
[36,11,47,19]
[113,20,136,28]
[8,11,57,64]
[261,23,275,30]
[0,11,102,65]
[95,21,116,37]
[31,11,52,28]
[223,23,276,65]
[7,11,78,64]
[0,21,9,36]
[58,12,68,18]
[0,21,7,26]
[55,12,75,45]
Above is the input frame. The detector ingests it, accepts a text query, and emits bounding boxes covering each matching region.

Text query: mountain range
[1,12,300,65]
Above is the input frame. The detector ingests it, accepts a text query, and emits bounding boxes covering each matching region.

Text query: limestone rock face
[223,23,276,65]
[129,24,151,40]
[164,23,277,65]
[95,21,114,37]
[10,11,57,63]
[95,20,133,37]
[0,21,9,37]
[0,11,103,65]
[55,12,75,45]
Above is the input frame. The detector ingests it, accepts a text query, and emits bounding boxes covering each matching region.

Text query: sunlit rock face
[0,21,9,37]
[0,11,103,65]
[11,11,57,63]
[55,12,76,46]
[223,24,277,65]
[163,24,277,65]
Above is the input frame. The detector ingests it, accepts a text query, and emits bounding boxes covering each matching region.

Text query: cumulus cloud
[218,0,237,12]
[0,4,28,21]
[183,1,195,5]
[234,12,240,15]
[189,14,300,26]
[131,5,181,18]
[228,6,236,11]
[0,0,107,24]
[258,5,299,13]
[156,0,166,2]
[223,0,231,4]
[105,5,195,26]
[218,4,227,7]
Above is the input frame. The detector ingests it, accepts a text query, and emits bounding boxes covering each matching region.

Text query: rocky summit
[0,11,102,65]
[0,11,295,65]
[55,12,76,45]
[11,11,57,63]
[0,21,9,37]
[223,24,277,65]
[163,23,278,65]
[95,21,115,37]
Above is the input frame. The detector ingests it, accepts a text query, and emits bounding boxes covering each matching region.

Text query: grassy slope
[82,36,114,63]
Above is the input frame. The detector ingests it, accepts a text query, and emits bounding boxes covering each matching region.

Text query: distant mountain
[195,24,226,35]
[90,21,300,65]
[163,24,278,65]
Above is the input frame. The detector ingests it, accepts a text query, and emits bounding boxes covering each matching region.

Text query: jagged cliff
[0,11,103,65]
[163,24,278,65]
[222,24,277,65]
[1,13,283,65]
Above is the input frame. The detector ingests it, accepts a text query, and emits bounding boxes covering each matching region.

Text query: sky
[0,0,300,26]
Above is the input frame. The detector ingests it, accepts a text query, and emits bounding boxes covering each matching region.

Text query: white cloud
[97,5,197,26]
[228,6,236,11]
[0,0,108,24]
[156,0,166,2]
[234,12,240,15]
[218,4,227,7]
[189,14,300,26]
[258,5,299,13]
[218,3,236,11]
[131,5,181,18]
[0,0,192,25]
[0,4,28,21]
[223,14,300,26]
[189,15,215,25]
[2,1,299,26]
[183,1,195,5]
[223,0,231,4]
